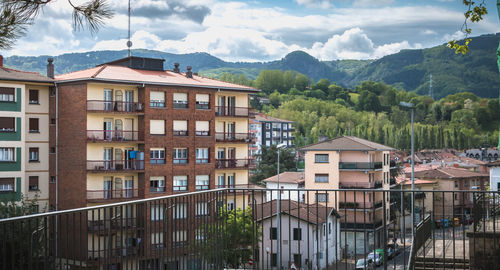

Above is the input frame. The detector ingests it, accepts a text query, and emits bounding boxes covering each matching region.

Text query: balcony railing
[338,200,383,209]
[215,132,253,142]
[215,106,249,117]
[87,100,144,113]
[87,130,142,142]
[1,189,496,270]
[215,158,253,169]
[339,181,383,189]
[87,160,145,171]
[87,189,139,201]
[339,162,383,170]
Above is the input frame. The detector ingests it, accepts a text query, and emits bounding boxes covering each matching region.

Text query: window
[50,118,55,125]
[173,93,188,108]
[329,222,332,234]
[151,232,164,249]
[0,178,14,192]
[293,254,302,268]
[196,94,209,109]
[173,148,188,164]
[454,193,458,200]
[173,175,188,191]
[1,148,15,161]
[150,91,165,107]
[315,174,328,183]
[270,227,277,240]
[293,228,302,240]
[173,120,188,136]
[29,118,39,133]
[50,147,55,154]
[271,253,277,267]
[196,175,209,190]
[195,121,209,136]
[316,193,328,203]
[196,202,209,216]
[150,176,165,193]
[150,148,165,164]
[173,203,187,219]
[196,148,209,164]
[29,176,39,191]
[315,154,329,163]
[150,204,164,220]
[29,148,39,162]
[50,176,56,183]
[0,87,15,102]
[173,231,187,246]
[265,123,271,129]
[266,132,271,138]
[150,120,165,135]
[29,90,39,104]
[0,117,15,132]
[454,181,458,188]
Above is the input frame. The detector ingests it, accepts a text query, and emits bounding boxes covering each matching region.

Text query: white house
[255,200,341,270]
[487,160,500,191]
[262,172,305,203]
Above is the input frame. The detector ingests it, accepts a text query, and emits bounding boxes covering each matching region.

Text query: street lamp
[399,101,415,241]
[276,142,287,270]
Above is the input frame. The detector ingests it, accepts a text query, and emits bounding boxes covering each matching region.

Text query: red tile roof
[410,167,488,179]
[262,172,304,184]
[55,64,258,92]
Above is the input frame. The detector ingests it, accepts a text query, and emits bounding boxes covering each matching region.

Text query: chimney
[173,63,180,73]
[47,58,54,79]
[186,66,193,78]
[0,55,3,67]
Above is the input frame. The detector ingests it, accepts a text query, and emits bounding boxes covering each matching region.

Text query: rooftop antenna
[428,73,433,100]
[126,0,132,57]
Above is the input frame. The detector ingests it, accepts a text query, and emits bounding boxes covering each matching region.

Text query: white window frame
[173,175,188,191]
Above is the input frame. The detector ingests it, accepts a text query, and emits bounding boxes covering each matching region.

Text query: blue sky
[4,0,500,61]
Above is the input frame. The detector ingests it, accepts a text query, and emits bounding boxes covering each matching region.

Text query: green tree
[255,70,284,94]
[312,78,330,92]
[283,70,296,91]
[251,145,296,183]
[294,73,310,91]
[193,207,259,269]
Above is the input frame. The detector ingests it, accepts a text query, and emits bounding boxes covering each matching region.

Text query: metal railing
[339,181,383,189]
[215,132,254,142]
[1,189,498,270]
[86,160,145,171]
[215,106,249,117]
[87,100,144,112]
[215,158,254,169]
[87,189,139,201]
[86,130,142,142]
[339,162,383,170]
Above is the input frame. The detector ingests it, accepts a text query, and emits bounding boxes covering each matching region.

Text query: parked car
[367,251,383,266]
[355,258,375,270]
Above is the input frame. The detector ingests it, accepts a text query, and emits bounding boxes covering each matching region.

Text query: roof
[300,136,394,152]
[0,66,53,83]
[262,172,304,184]
[399,179,438,185]
[255,200,340,224]
[55,64,258,92]
[411,167,488,179]
[486,160,500,167]
[254,114,294,123]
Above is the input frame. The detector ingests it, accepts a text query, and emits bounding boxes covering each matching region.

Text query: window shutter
[149,120,165,135]
[173,93,187,102]
[0,87,14,95]
[196,94,209,102]
[150,91,165,102]
[173,120,187,131]
[0,117,15,131]
[195,121,209,131]
[29,118,39,131]
[29,90,39,102]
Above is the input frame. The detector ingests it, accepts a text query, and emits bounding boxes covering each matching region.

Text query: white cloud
[293,0,333,9]
[442,30,466,42]
[353,0,394,8]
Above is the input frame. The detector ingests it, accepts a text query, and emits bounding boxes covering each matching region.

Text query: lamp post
[276,143,287,270]
[399,101,415,241]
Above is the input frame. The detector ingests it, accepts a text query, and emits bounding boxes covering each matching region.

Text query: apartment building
[301,136,394,254]
[48,56,257,268]
[0,56,53,211]
[249,114,294,157]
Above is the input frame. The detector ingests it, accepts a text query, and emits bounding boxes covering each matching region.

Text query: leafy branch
[448,0,488,54]
[0,0,113,50]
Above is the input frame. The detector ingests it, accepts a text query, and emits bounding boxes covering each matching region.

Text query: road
[327,246,411,270]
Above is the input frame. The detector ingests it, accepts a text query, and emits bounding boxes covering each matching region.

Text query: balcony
[87,218,137,232]
[86,130,142,142]
[87,189,139,202]
[86,160,145,172]
[339,181,383,189]
[87,100,144,113]
[215,106,250,117]
[215,132,253,143]
[215,159,254,169]
[338,201,384,209]
[339,162,383,170]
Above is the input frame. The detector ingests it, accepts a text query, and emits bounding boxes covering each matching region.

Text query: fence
[0,189,498,269]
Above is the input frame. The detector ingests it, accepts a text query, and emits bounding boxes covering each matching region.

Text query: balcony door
[124,148,134,169]
[125,90,134,112]
[227,96,235,115]
[103,178,113,199]
[103,119,113,141]
[104,148,113,169]
[217,174,225,188]
[115,149,123,169]
[227,122,235,140]
[104,89,113,111]
[228,147,236,168]
[115,90,123,111]
[217,96,225,116]
[227,174,235,188]
[115,178,122,198]
[124,118,134,140]
[125,178,134,198]
[115,119,123,140]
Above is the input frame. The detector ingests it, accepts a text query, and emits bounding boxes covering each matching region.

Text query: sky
[4,0,500,62]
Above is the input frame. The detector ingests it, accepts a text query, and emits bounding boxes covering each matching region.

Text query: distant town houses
[249,113,295,157]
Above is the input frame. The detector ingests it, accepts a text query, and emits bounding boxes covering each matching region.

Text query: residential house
[249,114,294,157]
[0,56,53,211]
[255,200,341,270]
[262,171,305,202]
[301,136,394,254]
